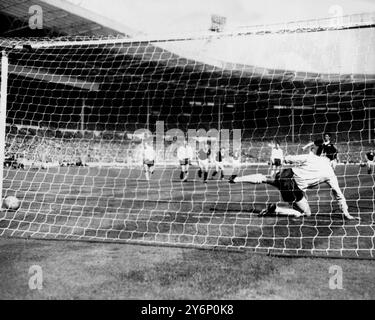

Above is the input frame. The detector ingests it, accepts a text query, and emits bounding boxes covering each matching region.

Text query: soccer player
[142,141,156,181]
[212,147,225,180]
[197,142,211,183]
[232,147,241,169]
[40,147,48,170]
[270,140,284,176]
[177,139,194,182]
[128,141,137,166]
[321,133,338,169]
[365,149,375,174]
[229,139,357,220]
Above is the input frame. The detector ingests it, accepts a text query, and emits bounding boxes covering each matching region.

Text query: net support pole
[147,92,150,131]
[81,99,85,134]
[218,97,221,149]
[0,50,9,206]
[291,103,295,143]
[369,100,374,144]
[367,104,372,143]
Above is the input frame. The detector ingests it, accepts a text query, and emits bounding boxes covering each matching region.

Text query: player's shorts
[275,168,304,203]
[143,160,155,167]
[272,159,282,167]
[198,159,209,167]
[179,158,189,166]
[232,158,240,166]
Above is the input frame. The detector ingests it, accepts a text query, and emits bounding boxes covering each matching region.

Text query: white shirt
[285,153,349,214]
[177,145,194,160]
[285,153,338,191]
[143,145,156,161]
[271,148,284,161]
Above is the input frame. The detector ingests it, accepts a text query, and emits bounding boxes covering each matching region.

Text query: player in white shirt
[229,139,357,220]
[142,141,156,181]
[177,140,194,182]
[128,141,137,166]
[232,148,241,172]
[270,141,284,176]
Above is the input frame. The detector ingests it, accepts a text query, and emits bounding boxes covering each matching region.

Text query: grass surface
[0,165,374,299]
[0,237,374,300]
[1,165,374,258]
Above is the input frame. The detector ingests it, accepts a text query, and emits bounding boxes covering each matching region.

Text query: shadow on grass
[117,250,278,299]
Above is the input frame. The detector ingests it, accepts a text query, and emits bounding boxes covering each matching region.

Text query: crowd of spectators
[241,140,368,164]
[5,133,134,167]
[3,128,371,169]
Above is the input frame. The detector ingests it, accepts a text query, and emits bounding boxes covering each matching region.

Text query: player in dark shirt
[197,143,211,183]
[366,149,375,174]
[321,133,338,169]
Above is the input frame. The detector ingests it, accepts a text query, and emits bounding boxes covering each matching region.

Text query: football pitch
[1,164,374,259]
[1,164,375,300]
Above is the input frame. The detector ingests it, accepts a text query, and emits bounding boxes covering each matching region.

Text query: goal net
[1,14,375,258]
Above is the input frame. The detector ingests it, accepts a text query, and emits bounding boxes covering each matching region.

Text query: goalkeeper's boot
[212,171,217,177]
[203,172,208,183]
[258,203,276,217]
[198,169,202,178]
[368,168,372,174]
[228,175,237,183]
[180,171,184,180]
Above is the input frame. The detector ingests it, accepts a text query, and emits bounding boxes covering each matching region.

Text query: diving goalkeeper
[229,139,357,220]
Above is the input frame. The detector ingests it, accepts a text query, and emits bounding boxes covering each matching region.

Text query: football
[3,196,21,211]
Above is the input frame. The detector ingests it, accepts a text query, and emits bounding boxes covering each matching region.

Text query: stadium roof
[0,0,141,37]
[0,0,374,106]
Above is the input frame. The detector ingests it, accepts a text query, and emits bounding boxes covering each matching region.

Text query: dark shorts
[179,159,189,166]
[275,168,304,203]
[272,159,282,167]
[144,160,155,167]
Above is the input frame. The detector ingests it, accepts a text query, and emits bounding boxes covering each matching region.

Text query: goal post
[0,50,8,210]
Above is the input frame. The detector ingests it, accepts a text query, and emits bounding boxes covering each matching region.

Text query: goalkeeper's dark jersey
[321,143,337,161]
[367,152,375,161]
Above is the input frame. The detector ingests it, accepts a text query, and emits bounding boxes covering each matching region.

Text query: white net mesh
[1,15,375,258]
